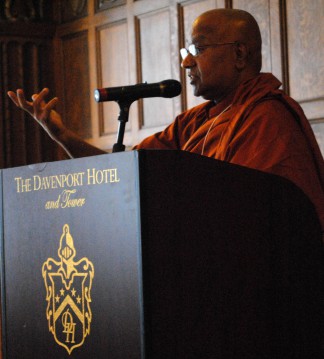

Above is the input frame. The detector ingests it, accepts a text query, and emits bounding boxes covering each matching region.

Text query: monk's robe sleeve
[133,120,181,150]
[133,104,209,151]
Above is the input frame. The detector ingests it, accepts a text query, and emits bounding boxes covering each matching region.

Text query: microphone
[94,79,181,102]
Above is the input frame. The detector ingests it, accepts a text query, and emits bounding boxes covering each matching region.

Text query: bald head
[193,9,262,72]
[182,8,263,101]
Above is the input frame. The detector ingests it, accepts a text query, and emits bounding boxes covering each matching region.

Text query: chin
[193,87,204,98]
[198,92,213,101]
[193,85,211,100]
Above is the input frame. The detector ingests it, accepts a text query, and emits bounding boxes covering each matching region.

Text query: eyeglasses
[180,42,238,60]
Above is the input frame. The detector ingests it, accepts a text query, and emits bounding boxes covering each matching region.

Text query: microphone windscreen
[161,79,182,98]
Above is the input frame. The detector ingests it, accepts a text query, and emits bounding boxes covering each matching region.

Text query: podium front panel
[1,152,144,359]
[137,150,324,358]
[1,150,323,359]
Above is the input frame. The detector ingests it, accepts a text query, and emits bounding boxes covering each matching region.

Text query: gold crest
[42,224,94,354]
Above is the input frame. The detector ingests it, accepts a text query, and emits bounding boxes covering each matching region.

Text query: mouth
[188,73,197,85]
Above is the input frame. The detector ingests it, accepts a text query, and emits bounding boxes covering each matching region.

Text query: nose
[181,53,196,69]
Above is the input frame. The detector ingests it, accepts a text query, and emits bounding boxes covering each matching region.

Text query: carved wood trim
[60,0,88,23]
[134,15,143,128]
[95,0,126,13]
[0,22,55,38]
[279,0,289,93]
[178,3,188,113]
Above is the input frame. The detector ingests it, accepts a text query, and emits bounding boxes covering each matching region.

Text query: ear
[234,42,248,71]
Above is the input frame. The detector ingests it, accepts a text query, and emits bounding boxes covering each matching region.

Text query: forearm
[56,128,107,159]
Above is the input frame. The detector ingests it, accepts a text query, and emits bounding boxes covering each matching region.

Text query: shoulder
[244,96,304,134]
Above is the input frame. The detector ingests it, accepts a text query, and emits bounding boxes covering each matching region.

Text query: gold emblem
[42,224,94,354]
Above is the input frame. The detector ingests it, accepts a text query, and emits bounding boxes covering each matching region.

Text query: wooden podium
[1,150,323,358]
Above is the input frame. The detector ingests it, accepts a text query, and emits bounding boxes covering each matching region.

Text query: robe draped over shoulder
[135,73,324,233]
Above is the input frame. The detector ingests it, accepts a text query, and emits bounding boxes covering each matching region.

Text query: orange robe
[135,73,324,233]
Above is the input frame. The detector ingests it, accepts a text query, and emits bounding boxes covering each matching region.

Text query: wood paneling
[137,8,174,128]
[286,0,324,116]
[2,0,323,166]
[97,20,131,135]
[0,32,55,168]
[233,0,282,82]
[51,0,324,152]
[0,1,54,22]
[60,0,88,22]
[286,0,324,151]
[96,0,126,12]
[4,41,26,166]
[61,31,92,138]
[0,2,56,168]
[311,122,324,154]
[179,0,225,110]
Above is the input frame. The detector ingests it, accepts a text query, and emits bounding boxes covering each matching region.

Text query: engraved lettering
[45,195,61,209]
[60,189,86,208]
[87,168,120,185]
[62,309,76,343]
[33,172,85,191]
[15,177,32,193]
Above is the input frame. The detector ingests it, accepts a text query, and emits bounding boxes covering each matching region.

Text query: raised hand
[7,88,66,142]
[7,87,107,159]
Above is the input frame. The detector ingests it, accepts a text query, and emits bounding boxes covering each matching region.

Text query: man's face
[182,18,239,102]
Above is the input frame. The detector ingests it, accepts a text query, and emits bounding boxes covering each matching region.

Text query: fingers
[30,88,58,115]
[30,88,49,107]
[8,88,49,106]
[7,90,20,107]
[45,97,59,111]
[8,89,33,113]
[7,88,58,118]
[8,89,33,111]
[16,89,32,110]
[41,97,59,120]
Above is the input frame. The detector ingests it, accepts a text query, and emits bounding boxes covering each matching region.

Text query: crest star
[71,288,76,297]
[76,295,81,304]
[55,295,60,303]
[60,288,65,296]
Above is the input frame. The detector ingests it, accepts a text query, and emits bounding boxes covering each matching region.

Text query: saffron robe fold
[135,73,324,233]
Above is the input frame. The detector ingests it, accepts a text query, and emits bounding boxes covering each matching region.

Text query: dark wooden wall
[0,2,58,168]
[1,0,324,168]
